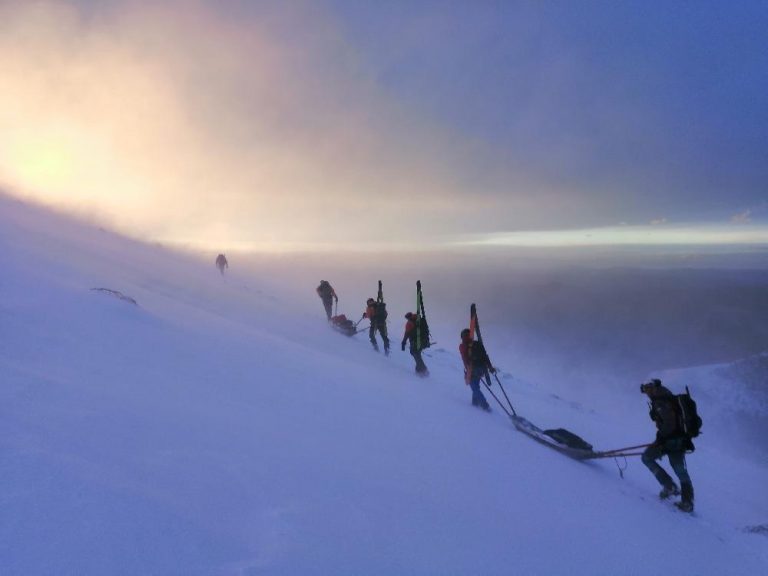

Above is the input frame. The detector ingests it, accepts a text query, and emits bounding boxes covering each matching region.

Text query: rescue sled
[510,415,596,460]
[329,314,360,337]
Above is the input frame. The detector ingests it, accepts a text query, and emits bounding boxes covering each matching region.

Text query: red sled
[330,314,358,336]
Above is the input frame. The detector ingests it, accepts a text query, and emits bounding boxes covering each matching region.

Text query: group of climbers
[317,280,427,374]
[314,281,502,396]
[314,279,698,513]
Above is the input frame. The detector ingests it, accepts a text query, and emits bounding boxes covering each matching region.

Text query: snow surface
[1,195,767,575]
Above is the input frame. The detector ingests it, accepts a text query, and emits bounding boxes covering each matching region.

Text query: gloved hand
[401,342,406,351]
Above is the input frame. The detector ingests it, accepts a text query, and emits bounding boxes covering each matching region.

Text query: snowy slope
[658,354,768,461]
[1,195,766,576]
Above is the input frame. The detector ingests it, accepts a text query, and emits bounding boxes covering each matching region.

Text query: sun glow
[14,137,74,184]
[5,127,90,200]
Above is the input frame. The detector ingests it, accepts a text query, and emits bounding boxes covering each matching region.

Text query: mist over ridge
[235,247,768,388]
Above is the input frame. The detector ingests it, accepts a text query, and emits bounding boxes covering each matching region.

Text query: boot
[676,483,694,512]
[659,484,680,499]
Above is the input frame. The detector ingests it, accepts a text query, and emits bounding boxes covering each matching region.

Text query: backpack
[543,428,594,452]
[469,340,489,366]
[676,386,702,438]
[318,281,333,298]
[374,301,388,321]
[417,316,431,350]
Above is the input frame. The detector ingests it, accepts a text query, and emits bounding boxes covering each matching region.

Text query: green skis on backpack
[416,280,431,352]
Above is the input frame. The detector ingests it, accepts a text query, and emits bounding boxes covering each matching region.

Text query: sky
[1,0,767,251]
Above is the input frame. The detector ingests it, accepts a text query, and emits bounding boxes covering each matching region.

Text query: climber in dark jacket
[364,298,390,354]
[215,253,228,275]
[640,379,695,512]
[316,280,338,320]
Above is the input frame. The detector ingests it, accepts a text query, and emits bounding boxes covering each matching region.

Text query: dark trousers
[369,322,389,351]
[642,438,694,502]
[469,369,490,409]
[322,298,333,320]
[410,348,428,373]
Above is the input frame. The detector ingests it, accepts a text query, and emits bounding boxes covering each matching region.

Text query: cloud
[3,1,764,251]
[731,209,752,224]
[0,0,521,249]
[649,217,668,226]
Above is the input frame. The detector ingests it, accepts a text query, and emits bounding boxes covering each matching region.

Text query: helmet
[405,312,414,319]
[461,328,471,339]
[367,298,375,305]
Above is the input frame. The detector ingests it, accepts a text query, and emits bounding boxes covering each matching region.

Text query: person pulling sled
[316,280,338,320]
[640,379,698,513]
[459,328,494,411]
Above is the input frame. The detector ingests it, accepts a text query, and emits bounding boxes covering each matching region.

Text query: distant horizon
[161,223,768,254]
[5,187,768,270]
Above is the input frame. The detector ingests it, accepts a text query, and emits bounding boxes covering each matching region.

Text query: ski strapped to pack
[371,280,388,323]
[415,280,432,351]
[677,385,702,439]
[470,303,517,417]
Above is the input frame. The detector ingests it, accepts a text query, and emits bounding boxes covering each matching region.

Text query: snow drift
[1,194,766,575]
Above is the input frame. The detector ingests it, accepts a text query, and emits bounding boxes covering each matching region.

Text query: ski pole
[588,451,645,460]
[481,378,514,419]
[492,372,517,416]
[593,443,653,457]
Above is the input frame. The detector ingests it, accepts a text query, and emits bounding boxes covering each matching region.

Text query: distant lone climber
[215,253,228,275]
[640,379,695,512]
[316,280,338,320]
[459,328,493,411]
[401,312,428,375]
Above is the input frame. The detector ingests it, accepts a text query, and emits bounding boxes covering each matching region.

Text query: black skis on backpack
[470,304,491,386]
[416,281,431,351]
[677,386,702,440]
[470,303,516,416]
[375,280,388,320]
